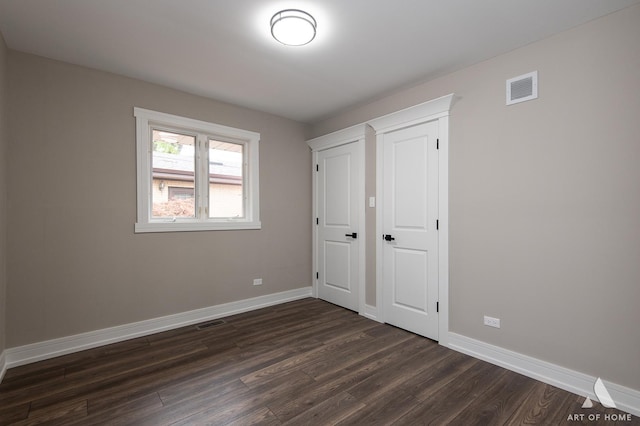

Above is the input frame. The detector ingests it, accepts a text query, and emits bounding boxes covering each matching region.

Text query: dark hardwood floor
[0,298,637,425]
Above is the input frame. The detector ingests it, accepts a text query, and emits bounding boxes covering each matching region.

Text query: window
[135,108,260,232]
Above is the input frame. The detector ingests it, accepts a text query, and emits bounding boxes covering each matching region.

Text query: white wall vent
[506,71,538,105]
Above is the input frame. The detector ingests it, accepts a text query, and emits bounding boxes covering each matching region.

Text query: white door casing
[371,94,453,346]
[307,125,366,314]
[381,120,439,339]
[317,143,360,311]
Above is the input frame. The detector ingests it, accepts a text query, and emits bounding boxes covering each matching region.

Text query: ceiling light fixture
[270,9,316,46]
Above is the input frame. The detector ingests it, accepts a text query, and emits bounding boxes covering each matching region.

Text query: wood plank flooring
[0,298,637,425]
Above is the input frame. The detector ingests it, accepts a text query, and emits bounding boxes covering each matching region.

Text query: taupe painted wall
[0,32,7,355]
[364,125,376,307]
[311,5,640,391]
[6,52,311,347]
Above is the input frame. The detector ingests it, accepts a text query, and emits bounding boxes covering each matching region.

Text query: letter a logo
[594,377,616,409]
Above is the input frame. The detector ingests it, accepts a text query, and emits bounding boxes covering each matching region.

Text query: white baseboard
[4,287,312,370]
[0,350,6,382]
[361,304,381,322]
[448,333,640,418]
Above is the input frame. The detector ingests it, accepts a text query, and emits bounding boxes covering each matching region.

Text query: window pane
[209,140,243,218]
[151,130,195,218]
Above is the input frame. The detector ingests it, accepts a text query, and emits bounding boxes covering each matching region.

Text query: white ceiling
[0,0,638,124]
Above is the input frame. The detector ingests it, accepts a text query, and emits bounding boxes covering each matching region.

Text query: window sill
[134,221,262,233]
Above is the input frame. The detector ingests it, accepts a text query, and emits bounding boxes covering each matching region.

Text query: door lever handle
[384,234,395,241]
[345,232,357,239]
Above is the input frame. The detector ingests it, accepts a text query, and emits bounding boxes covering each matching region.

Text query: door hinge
[316,217,319,225]
[316,164,319,172]
[316,272,319,279]
[436,138,439,149]
[437,301,439,313]
[436,219,439,230]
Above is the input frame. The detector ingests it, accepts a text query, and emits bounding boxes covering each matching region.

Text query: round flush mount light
[270,9,316,46]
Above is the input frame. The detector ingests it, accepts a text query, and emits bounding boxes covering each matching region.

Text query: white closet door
[381,120,439,339]
[317,142,360,311]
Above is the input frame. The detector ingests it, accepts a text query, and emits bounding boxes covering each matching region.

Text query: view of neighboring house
[151,129,244,219]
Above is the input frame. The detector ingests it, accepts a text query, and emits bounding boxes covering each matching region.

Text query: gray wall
[311,5,640,391]
[6,52,311,347]
[364,125,376,307]
[0,32,7,356]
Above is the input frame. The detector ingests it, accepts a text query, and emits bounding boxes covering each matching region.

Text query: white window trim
[134,107,260,233]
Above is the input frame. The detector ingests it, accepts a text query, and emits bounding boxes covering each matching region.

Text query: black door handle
[345,232,357,239]
[384,234,395,241]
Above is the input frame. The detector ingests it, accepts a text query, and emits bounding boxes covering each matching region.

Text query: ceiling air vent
[506,71,538,105]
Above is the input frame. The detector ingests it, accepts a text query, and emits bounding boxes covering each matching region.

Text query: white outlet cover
[253,278,263,286]
[484,315,501,328]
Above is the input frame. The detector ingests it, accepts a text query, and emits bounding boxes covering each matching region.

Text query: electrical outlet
[484,315,501,328]
[253,278,263,286]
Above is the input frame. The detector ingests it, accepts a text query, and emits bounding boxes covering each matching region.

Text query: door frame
[370,94,454,346]
[307,125,367,315]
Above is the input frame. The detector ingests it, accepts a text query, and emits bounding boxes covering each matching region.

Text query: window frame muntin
[135,107,260,233]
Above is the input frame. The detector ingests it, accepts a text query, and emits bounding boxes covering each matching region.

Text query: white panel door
[382,121,439,339]
[317,142,360,311]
